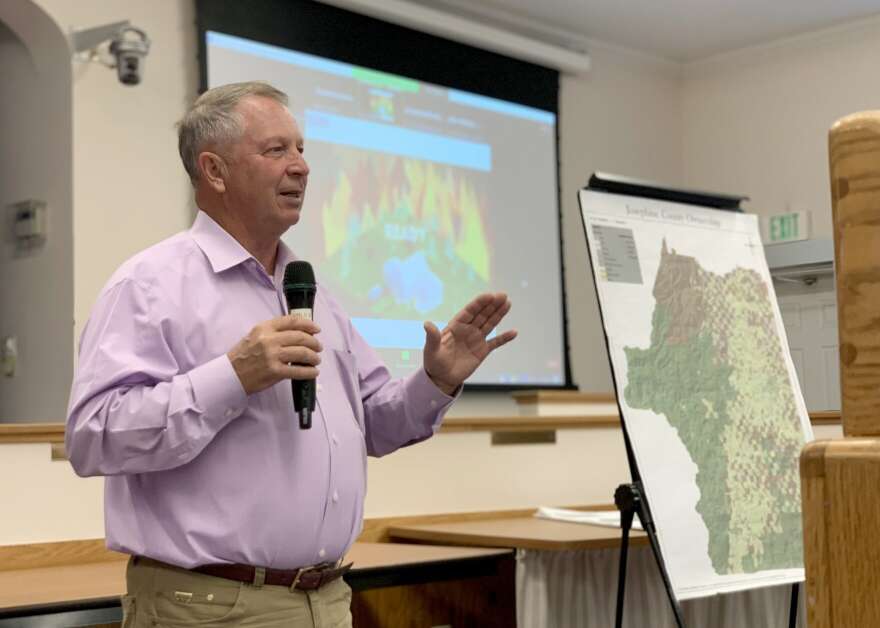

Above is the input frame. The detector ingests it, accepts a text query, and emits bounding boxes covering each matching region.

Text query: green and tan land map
[623,241,806,575]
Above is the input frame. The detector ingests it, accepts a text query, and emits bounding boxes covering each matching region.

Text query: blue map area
[383,251,443,314]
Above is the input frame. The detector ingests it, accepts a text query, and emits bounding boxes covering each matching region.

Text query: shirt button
[430,400,438,408]
[331,433,339,445]
[318,548,326,559]
[332,490,339,503]
[225,409,235,418]
[317,383,323,393]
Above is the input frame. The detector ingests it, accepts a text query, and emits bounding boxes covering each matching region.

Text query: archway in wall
[0,0,73,422]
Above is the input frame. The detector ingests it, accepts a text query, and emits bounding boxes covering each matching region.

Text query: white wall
[366,427,629,517]
[0,444,103,544]
[682,15,880,239]
[0,0,73,422]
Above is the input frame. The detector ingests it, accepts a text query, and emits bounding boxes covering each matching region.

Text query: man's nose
[287,153,309,176]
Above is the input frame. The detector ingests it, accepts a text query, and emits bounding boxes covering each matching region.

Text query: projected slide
[206,31,565,385]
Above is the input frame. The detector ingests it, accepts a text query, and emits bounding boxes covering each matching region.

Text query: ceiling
[403,0,880,62]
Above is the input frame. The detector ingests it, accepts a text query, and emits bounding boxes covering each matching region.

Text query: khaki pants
[121,556,353,627]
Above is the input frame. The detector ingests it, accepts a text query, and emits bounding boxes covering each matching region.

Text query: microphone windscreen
[284,260,315,289]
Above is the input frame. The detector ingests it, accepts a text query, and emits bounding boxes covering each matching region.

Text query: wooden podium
[801,111,880,627]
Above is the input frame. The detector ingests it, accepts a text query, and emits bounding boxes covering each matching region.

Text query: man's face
[222,96,309,235]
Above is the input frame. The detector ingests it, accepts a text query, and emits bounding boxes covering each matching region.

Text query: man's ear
[197,152,228,194]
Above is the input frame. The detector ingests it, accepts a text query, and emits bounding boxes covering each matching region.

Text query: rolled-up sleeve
[66,278,246,477]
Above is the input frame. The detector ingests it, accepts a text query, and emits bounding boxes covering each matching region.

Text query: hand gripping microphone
[283,261,317,429]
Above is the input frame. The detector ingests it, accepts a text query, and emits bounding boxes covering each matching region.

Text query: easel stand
[787,583,799,628]
[614,481,685,628]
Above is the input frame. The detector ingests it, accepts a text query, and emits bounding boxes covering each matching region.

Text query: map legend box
[591,225,643,284]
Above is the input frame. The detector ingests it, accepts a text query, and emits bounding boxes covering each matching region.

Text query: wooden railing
[0,408,842,445]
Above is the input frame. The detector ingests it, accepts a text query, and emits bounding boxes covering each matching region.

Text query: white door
[775,275,840,412]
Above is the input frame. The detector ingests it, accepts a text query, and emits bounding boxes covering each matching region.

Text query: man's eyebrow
[260,136,288,147]
[257,135,304,150]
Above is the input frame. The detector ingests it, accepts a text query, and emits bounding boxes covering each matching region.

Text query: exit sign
[764,211,809,244]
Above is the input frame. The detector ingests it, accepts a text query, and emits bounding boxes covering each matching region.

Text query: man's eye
[267,146,285,155]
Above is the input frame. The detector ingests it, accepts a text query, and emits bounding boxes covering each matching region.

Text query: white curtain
[515,547,807,628]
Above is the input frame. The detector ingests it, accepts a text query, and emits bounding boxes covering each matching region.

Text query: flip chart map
[580,189,812,599]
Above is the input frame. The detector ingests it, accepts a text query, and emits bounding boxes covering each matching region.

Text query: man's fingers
[423,321,442,353]
[273,314,321,335]
[278,346,322,366]
[470,306,496,330]
[462,294,510,335]
[487,329,518,352]
[452,293,495,325]
[480,298,511,335]
[452,292,507,327]
[275,330,323,353]
[277,364,320,380]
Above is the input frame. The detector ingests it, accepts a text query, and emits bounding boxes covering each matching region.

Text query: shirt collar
[273,239,298,285]
[190,211,252,273]
[190,210,299,278]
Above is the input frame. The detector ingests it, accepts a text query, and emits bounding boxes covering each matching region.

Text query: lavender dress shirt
[66,211,455,569]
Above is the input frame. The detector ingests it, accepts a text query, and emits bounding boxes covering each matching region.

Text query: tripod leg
[615,509,634,628]
[788,583,798,628]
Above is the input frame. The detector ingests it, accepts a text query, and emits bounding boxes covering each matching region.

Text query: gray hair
[177,81,288,184]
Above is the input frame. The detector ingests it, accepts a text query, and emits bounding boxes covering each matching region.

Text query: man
[66,81,516,627]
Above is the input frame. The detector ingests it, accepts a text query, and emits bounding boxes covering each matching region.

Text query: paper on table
[535,506,644,531]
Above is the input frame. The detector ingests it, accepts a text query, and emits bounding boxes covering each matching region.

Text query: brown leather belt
[191,561,352,590]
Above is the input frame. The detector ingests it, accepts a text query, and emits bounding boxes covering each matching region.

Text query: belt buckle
[290,564,317,591]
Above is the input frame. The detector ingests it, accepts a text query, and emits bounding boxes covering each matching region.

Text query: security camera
[70,21,151,86]
[109,27,150,86]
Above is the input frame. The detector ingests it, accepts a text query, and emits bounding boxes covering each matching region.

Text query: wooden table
[388,515,647,550]
[386,516,650,627]
[0,542,515,627]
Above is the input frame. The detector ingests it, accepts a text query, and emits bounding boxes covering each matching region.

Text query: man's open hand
[423,292,517,395]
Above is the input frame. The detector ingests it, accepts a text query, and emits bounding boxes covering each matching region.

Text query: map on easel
[580,188,813,600]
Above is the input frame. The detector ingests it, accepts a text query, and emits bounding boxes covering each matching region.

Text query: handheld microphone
[282,261,317,429]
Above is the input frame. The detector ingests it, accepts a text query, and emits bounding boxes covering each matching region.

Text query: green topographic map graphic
[624,241,805,574]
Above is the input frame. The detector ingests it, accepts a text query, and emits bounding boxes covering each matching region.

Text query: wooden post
[828,111,880,437]
[801,111,880,627]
